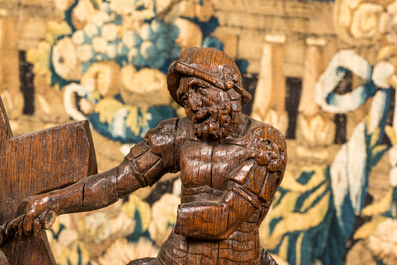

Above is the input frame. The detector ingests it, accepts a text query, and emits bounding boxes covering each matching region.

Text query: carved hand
[3,195,57,242]
[246,127,286,172]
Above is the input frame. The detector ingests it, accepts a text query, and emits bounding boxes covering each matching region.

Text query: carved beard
[192,102,233,141]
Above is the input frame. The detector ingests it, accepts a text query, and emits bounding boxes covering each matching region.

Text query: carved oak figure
[1,48,287,265]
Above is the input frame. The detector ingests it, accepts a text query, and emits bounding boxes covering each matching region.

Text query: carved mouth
[193,109,211,124]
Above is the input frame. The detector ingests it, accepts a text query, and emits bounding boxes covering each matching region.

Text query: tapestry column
[296,37,335,159]
[0,15,22,120]
[251,35,288,135]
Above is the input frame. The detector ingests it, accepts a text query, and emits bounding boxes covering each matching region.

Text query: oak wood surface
[0,96,97,265]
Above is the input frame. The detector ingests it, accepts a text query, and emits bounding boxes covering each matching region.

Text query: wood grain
[0,96,97,265]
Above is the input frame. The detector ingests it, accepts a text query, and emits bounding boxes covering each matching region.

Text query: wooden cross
[0,96,98,265]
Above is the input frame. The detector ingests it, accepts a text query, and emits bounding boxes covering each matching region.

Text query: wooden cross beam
[0,96,97,265]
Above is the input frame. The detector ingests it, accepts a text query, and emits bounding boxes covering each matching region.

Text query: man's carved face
[178,77,235,141]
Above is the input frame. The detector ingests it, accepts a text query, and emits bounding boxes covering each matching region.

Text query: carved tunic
[125,117,286,265]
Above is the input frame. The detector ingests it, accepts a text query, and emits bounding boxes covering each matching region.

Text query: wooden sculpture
[1,47,287,265]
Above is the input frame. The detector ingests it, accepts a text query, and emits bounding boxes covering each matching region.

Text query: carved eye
[262,140,273,150]
[195,85,206,95]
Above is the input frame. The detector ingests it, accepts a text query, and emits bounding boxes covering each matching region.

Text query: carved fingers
[247,127,286,172]
[0,196,58,245]
[1,215,28,243]
[21,198,57,236]
[19,197,43,235]
[0,209,57,245]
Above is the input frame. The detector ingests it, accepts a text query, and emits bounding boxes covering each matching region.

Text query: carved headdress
[167,47,252,107]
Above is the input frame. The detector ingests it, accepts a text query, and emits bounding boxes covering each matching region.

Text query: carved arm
[12,118,180,236]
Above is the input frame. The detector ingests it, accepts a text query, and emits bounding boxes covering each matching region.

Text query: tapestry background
[0,0,396,264]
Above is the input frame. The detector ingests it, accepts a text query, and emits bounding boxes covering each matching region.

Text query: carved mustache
[192,102,232,125]
[192,109,211,124]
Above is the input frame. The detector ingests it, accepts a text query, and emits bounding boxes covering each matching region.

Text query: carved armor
[126,117,287,265]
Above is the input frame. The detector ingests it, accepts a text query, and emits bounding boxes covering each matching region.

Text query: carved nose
[188,95,202,111]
